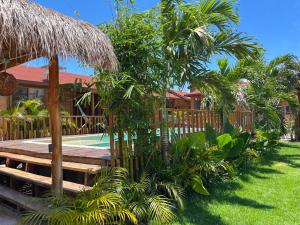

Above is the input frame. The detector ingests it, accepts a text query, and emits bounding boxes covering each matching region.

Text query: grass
[174,142,300,225]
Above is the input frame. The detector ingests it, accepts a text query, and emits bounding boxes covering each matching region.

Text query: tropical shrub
[20,167,183,225]
[0,99,77,131]
[169,131,231,195]
[151,124,265,195]
[250,129,280,154]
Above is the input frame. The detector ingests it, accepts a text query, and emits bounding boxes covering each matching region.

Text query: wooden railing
[228,110,253,131]
[154,109,253,138]
[110,109,253,174]
[0,116,106,141]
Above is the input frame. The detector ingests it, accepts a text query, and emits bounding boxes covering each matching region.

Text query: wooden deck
[0,139,110,165]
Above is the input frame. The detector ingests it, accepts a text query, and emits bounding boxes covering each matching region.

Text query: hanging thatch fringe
[0,0,118,71]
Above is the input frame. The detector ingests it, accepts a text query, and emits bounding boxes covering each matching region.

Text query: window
[195,100,201,110]
[12,87,45,106]
[28,88,45,100]
[12,88,28,105]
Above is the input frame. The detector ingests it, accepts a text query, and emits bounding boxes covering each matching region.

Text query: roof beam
[0,53,39,71]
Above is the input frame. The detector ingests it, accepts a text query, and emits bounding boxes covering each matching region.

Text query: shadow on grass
[260,143,300,168]
[177,172,276,225]
[177,179,274,225]
[176,142,300,225]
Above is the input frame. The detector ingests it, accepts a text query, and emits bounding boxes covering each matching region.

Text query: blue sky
[30,0,300,75]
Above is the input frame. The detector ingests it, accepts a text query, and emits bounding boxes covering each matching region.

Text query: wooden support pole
[109,112,115,167]
[91,92,95,116]
[190,97,195,110]
[48,55,63,197]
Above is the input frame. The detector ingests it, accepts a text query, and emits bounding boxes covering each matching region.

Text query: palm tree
[95,0,260,165]
[242,54,299,133]
[196,58,238,130]
[158,0,260,163]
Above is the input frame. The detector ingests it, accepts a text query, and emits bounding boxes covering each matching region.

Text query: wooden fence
[111,109,254,176]
[0,109,253,177]
[154,109,253,137]
[0,116,106,141]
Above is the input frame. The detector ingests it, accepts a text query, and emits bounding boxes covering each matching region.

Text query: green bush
[20,167,183,225]
[164,125,265,195]
[250,129,280,154]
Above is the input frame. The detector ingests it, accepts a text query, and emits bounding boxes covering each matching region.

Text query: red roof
[184,91,202,97]
[166,91,182,100]
[167,90,203,100]
[6,65,93,87]
[168,90,190,100]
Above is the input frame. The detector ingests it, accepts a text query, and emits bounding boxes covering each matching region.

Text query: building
[0,65,204,115]
[165,90,203,110]
[0,65,100,116]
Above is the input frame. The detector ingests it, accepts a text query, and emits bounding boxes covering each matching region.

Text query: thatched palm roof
[0,0,118,71]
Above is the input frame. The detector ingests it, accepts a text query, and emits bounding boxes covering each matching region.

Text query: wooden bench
[0,166,90,193]
[0,152,101,185]
[0,184,47,211]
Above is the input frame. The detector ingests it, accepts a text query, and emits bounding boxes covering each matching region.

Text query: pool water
[28,134,114,149]
[27,128,197,149]
[62,134,113,148]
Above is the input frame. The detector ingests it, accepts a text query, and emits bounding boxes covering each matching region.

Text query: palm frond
[198,0,239,29]
[212,31,260,59]
[147,195,177,224]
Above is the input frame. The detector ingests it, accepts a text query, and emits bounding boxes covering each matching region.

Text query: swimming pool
[25,134,113,149]
[24,128,196,149]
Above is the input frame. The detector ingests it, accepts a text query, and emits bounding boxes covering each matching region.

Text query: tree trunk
[49,55,63,197]
[222,108,228,132]
[161,90,170,165]
[109,112,115,167]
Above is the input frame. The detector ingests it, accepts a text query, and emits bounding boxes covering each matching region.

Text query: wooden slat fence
[0,116,106,141]
[110,108,253,177]
[166,109,222,138]
[154,109,253,138]
[0,109,253,178]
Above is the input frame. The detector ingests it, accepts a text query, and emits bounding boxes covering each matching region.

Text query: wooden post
[190,97,195,110]
[91,92,95,116]
[48,55,63,197]
[109,112,115,167]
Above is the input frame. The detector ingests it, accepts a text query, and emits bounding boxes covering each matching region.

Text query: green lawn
[175,142,300,225]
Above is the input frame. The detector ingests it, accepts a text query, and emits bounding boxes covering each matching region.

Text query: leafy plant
[0,99,77,130]
[97,0,260,167]
[159,122,265,195]
[20,167,183,225]
[169,130,234,195]
[251,129,280,154]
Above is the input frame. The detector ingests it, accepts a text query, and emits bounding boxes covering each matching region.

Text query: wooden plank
[187,110,191,135]
[199,111,203,131]
[0,166,89,193]
[0,152,101,174]
[196,111,199,132]
[171,110,175,128]
[192,110,195,133]
[177,110,181,139]
[182,110,186,137]
[0,184,47,211]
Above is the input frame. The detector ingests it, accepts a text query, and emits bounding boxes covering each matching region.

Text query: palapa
[0,0,118,70]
